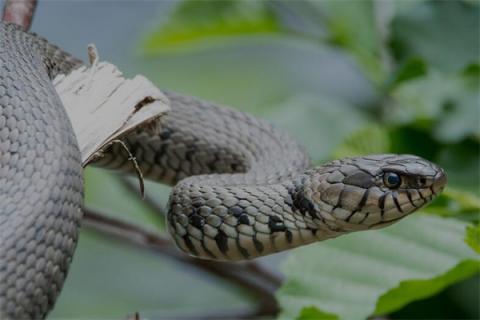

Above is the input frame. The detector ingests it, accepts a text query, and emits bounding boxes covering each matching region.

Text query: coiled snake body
[0,22,447,319]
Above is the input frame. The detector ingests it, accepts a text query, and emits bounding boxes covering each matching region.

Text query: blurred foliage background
[7,0,478,319]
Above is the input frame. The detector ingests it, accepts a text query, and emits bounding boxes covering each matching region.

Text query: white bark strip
[53,61,169,166]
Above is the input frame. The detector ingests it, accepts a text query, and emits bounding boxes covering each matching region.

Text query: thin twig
[98,140,145,198]
[2,0,37,30]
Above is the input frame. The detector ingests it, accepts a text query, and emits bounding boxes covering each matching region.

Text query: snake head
[303,154,447,232]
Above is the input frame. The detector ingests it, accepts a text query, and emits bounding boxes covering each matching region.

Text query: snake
[0,21,447,319]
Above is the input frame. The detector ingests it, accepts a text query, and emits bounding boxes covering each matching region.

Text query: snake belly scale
[0,21,447,319]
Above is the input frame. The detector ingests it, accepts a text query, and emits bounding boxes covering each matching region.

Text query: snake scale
[0,21,447,319]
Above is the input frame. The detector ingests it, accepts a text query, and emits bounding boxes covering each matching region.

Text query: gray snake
[0,22,447,319]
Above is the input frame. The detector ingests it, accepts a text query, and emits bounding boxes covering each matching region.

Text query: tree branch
[2,0,37,30]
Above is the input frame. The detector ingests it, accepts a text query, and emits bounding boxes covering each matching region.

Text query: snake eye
[383,172,401,189]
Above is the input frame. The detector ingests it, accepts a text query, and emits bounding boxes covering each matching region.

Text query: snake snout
[432,167,447,195]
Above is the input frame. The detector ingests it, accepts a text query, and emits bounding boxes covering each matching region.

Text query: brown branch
[83,208,280,317]
[2,0,37,30]
[244,259,283,288]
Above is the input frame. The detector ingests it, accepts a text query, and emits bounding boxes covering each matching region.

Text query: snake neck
[167,171,346,261]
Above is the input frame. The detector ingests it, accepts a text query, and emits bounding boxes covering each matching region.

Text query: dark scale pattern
[287,179,319,220]
[0,22,83,319]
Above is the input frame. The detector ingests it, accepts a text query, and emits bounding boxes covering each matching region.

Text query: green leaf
[465,224,480,254]
[390,1,480,72]
[389,57,428,87]
[142,0,281,54]
[463,63,480,82]
[375,259,479,315]
[388,71,479,143]
[297,306,338,320]
[277,215,479,320]
[387,126,439,160]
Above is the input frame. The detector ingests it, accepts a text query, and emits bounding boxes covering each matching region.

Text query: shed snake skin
[0,22,447,319]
